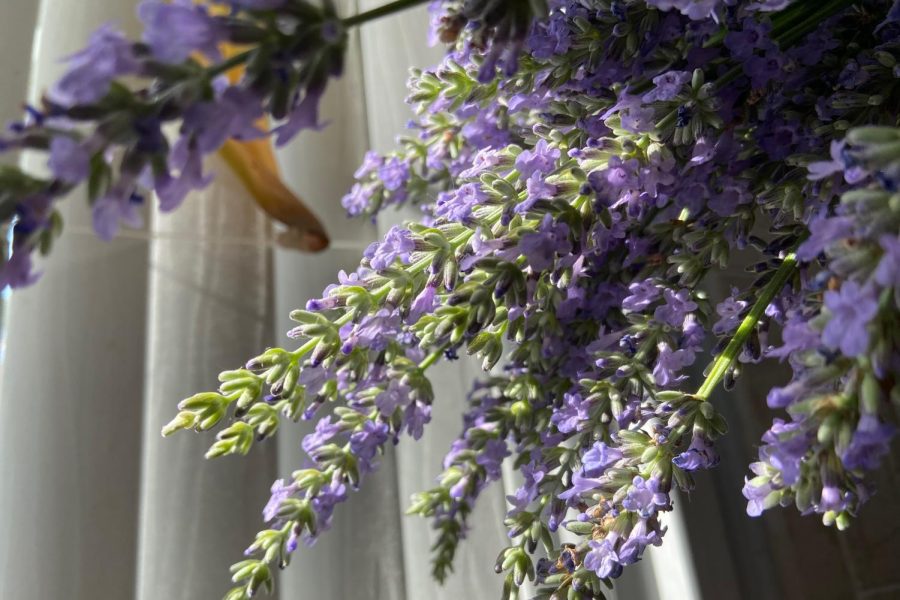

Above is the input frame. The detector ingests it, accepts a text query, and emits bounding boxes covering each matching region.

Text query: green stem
[207,0,429,77]
[771,0,823,37]
[418,345,448,370]
[694,253,798,401]
[206,49,256,78]
[776,0,856,48]
[291,337,319,359]
[342,0,430,27]
[709,0,857,93]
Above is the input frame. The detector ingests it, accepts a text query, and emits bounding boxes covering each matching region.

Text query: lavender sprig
[157,1,900,599]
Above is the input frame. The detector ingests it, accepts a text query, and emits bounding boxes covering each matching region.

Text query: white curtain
[0,1,699,599]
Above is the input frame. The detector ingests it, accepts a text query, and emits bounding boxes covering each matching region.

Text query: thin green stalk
[777,0,857,48]
[207,49,256,77]
[771,0,822,37]
[207,0,429,77]
[709,0,857,93]
[418,344,449,370]
[291,337,319,359]
[342,0,430,27]
[704,0,849,49]
[694,253,798,401]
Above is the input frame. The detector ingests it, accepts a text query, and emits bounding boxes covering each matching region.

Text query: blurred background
[0,1,898,598]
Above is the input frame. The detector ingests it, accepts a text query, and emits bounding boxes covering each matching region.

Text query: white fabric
[0,1,700,598]
[0,2,149,598]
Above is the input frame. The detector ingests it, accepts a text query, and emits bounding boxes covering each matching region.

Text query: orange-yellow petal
[191,0,329,252]
[219,139,329,251]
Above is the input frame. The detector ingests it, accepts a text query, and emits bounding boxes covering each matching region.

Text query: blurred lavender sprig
[2,0,553,288]
[2,0,355,286]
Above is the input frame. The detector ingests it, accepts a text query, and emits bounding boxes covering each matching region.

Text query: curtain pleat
[134,153,277,600]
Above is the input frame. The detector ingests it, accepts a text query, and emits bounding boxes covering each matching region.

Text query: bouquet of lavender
[2,0,899,599]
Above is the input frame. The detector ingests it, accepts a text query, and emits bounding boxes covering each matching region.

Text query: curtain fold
[134,154,277,600]
[0,2,149,598]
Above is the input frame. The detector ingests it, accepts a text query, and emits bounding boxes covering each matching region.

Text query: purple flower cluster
[157,1,900,599]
